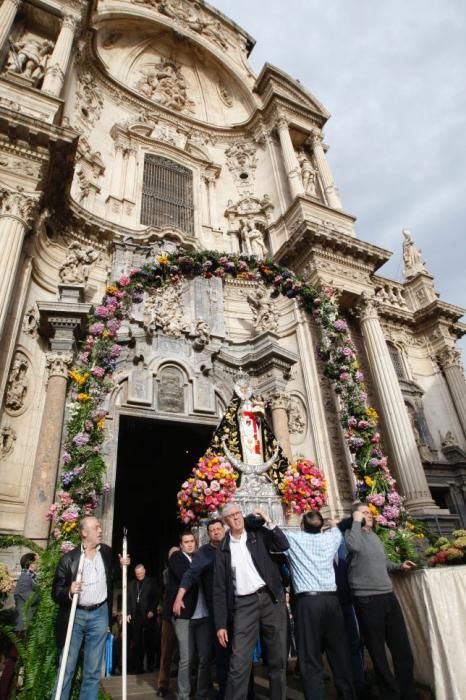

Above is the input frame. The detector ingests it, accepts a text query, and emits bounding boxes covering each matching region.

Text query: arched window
[141,155,194,235]
[387,342,407,380]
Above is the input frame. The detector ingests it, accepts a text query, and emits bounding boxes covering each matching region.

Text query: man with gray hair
[52,515,129,699]
[213,503,289,700]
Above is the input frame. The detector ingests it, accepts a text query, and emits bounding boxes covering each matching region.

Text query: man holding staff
[52,516,128,699]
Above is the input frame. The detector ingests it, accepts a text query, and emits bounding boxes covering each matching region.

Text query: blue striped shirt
[285,528,342,593]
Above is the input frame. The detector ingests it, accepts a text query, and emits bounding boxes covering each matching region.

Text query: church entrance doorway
[111,415,213,582]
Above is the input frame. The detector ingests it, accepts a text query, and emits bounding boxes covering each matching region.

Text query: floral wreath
[47,249,419,560]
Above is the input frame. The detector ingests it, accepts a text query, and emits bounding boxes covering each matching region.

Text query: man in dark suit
[14,552,38,633]
[52,516,129,700]
[127,563,159,673]
[168,531,212,700]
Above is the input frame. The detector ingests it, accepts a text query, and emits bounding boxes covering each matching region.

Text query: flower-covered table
[393,566,466,700]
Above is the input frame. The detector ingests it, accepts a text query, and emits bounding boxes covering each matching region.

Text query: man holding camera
[213,504,289,700]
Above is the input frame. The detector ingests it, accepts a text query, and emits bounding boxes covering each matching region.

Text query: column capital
[46,351,74,379]
[275,115,289,131]
[306,128,324,148]
[268,391,291,412]
[0,186,39,226]
[437,346,463,371]
[355,292,382,322]
[62,14,79,31]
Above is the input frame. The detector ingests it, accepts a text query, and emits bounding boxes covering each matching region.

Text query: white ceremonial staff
[122,528,128,700]
[54,546,86,700]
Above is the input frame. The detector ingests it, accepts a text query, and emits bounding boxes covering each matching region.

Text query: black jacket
[14,570,38,632]
[213,525,289,631]
[166,550,199,620]
[52,544,113,649]
[128,576,159,625]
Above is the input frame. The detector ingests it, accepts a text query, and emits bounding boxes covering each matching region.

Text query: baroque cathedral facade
[0,0,465,555]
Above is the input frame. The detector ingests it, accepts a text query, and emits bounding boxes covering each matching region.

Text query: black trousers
[226,589,287,700]
[132,617,155,673]
[354,592,417,700]
[294,593,356,700]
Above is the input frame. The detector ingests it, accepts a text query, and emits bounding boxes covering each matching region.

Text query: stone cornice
[0,104,79,149]
[414,299,465,327]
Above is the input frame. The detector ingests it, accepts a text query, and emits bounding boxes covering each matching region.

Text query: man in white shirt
[213,503,289,700]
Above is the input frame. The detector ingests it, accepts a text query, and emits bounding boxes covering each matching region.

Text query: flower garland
[177,453,238,524]
[279,459,327,514]
[47,249,415,559]
[425,530,466,566]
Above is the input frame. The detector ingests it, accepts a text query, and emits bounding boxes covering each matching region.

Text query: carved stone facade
[0,0,464,543]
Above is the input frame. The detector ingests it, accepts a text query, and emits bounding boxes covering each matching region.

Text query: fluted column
[0,0,22,52]
[23,352,73,545]
[276,116,304,200]
[269,392,292,461]
[438,347,466,437]
[42,15,78,96]
[110,141,125,199]
[0,187,38,338]
[308,129,342,209]
[357,294,438,513]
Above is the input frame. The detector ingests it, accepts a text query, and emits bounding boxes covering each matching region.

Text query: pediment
[255,63,330,121]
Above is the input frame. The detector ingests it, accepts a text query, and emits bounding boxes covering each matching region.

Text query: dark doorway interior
[112,415,213,582]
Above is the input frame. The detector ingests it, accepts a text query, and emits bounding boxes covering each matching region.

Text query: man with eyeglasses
[213,502,289,700]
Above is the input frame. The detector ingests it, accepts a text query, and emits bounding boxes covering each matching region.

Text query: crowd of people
[7,504,418,700]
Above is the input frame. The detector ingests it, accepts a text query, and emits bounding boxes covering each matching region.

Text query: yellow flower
[106,285,119,295]
[416,533,425,540]
[368,503,378,516]
[102,330,110,338]
[157,254,169,266]
[97,416,105,430]
[364,476,375,487]
[351,361,359,370]
[77,393,91,402]
[69,369,89,386]
[407,522,416,531]
[365,407,379,422]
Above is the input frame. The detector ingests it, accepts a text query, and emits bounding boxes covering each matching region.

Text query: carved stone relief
[217,77,233,107]
[192,320,211,351]
[59,241,99,284]
[74,70,104,130]
[239,221,267,257]
[157,365,185,413]
[134,58,194,113]
[22,306,39,338]
[4,33,53,88]
[75,136,105,202]
[224,195,274,254]
[225,142,258,187]
[0,153,42,180]
[143,284,191,337]
[0,426,16,462]
[192,277,225,337]
[288,395,306,436]
[244,285,278,335]
[127,358,153,405]
[5,353,31,415]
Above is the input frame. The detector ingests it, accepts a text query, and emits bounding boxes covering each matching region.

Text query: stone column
[357,294,438,513]
[23,352,73,545]
[124,145,137,202]
[437,347,466,437]
[269,392,292,461]
[42,15,78,96]
[276,116,303,200]
[0,0,22,52]
[0,187,38,338]
[110,141,125,199]
[307,129,342,209]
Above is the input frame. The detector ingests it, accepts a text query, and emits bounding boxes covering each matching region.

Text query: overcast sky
[214,0,466,350]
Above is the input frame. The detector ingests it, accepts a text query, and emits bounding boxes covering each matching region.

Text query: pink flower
[95,306,109,318]
[91,367,105,378]
[118,275,130,287]
[89,322,104,336]
[61,541,76,554]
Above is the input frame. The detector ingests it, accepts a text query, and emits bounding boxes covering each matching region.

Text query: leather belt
[237,585,268,598]
[77,599,107,611]
[295,591,337,598]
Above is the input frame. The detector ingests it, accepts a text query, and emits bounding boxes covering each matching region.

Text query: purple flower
[106,319,121,334]
[89,322,104,336]
[73,432,89,447]
[355,371,365,383]
[349,437,365,449]
[357,420,369,429]
[62,451,71,465]
[383,505,400,520]
[368,494,385,507]
[348,416,358,428]
[91,366,105,378]
[339,372,351,382]
[110,344,121,358]
[387,491,402,506]
[80,352,90,364]
[238,260,248,271]
[376,515,388,526]
[368,457,380,468]
[95,306,109,318]
[334,319,348,333]
[342,347,354,357]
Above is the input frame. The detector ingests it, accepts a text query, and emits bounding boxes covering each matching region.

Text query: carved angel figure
[246,287,279,335]
[6,358,29,411]
[59,242,99,284]
[402,229,427,279]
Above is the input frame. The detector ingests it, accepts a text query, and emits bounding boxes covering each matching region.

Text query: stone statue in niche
[240,221,267,257]
[143,284,190,337]
[6,356,29,412]
[158,366,185,413]
[0,426,16,461]
[6,36,53,86]
[245,287,279,335]
[135,58,194,113]
[59,242,99,284]
[406,403,433,463]
[192,319,211,351]
[441,431,457,448]
[297,150,317,196]
[288,396,306,435]
[402,229,427,279]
